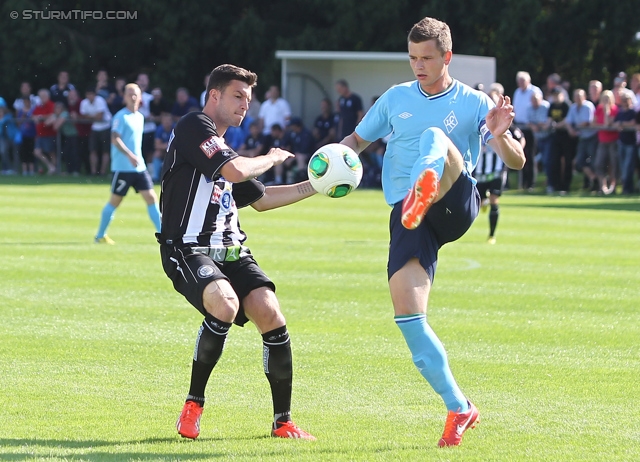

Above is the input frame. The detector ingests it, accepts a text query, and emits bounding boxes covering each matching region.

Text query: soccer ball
[307,143,363,198]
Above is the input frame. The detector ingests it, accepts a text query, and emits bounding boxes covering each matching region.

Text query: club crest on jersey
[197,265,215,278]
[443,111,458,133]
[200,136,229,159]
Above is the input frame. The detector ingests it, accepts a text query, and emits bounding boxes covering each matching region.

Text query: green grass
[1,176,639,461]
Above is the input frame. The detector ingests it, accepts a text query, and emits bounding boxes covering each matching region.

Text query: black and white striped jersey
[473,125,523,183]
[159,112,265,247]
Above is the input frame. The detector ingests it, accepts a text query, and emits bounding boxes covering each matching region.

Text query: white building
[276,50,496,128]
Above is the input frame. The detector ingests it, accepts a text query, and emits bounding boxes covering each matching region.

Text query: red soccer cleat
[438,401,479,447]
[176,400,203,440]
[271,421,316,440]
[401,168,440,230]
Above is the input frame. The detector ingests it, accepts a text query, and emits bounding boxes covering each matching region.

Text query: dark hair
[408,17,452,54]
[336,79,349,88]
[205,64,258,105]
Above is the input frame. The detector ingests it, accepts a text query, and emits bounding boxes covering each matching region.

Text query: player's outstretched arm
[486,95,526,170]
[252,181,316,212]
[340,132,371,156]
[221,148,293,183]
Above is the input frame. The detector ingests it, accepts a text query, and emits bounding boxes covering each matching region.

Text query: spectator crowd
[507,70,640,195]
[1,68,639,194]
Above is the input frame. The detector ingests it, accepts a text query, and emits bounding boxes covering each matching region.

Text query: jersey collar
[416,79,456,100]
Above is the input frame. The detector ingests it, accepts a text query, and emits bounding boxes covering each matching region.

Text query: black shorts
[476,177,503,199]
[90,129,110,154]
[388,172,480,282]
[110,170,154,196]
[159,244,275,326]
[19,137,35,163]
[142,131,155,158]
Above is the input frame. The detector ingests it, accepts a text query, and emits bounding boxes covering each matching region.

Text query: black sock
[262,326,292,424]
[489,204,499,237]
[187,315,232,403]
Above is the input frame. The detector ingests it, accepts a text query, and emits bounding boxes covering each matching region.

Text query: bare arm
[487,134,525,170]
[340,131,372,155]
[220,148,293,183]
[111,131,139,167]
[52,115,66,131]
[252,181,316,212]
[485,95,526,170]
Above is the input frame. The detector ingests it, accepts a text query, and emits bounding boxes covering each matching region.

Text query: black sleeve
[232,178,266,208]
[173,112,238,179]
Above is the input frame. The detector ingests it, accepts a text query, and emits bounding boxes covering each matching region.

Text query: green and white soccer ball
[307,143,363,198]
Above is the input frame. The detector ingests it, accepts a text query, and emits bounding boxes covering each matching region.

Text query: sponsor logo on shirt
[210,182,234,212]
[200,135,229,158]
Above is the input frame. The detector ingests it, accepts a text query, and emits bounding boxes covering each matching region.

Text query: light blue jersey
[356,79,495,206]
[111,108,145,172]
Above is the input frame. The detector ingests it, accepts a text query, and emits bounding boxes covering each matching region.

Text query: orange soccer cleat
[401,168,440,230]
[438,401,479,447]
[271,421,316,441]
[176,400,203,440]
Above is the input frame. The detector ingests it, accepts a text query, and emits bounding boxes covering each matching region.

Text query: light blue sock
[409,127,448,186]
[147,203,161,233]
[96,203,116,239]
[395,313,468,412]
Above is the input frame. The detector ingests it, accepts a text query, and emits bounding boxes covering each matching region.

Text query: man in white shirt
[80,86,112,175]
[512,71,542,189]
[258,85,291,136]
[13,82,41,112]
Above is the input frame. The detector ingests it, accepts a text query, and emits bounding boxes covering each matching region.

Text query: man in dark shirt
[335,79,363,141]
[286,116,315,182]
[313,97,337,150]
[50,70,76,107]
[171,87,199,122]
[547,87,572,193]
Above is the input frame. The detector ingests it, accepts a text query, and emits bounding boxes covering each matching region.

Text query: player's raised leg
[402,127,470,230]
[244,287,316,440]
[402,127,453,229]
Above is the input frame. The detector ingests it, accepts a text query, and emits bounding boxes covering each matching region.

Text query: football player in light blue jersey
[94,83,161,244]
[341,17,525,448]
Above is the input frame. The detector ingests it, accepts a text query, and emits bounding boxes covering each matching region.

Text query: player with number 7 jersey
[94,83,162,245]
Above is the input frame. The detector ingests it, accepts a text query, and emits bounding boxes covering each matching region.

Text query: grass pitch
[0,176,639,461]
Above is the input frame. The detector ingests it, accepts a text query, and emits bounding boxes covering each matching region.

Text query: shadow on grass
[0,175,113,187]
[0,437,233,460]
[0,242,87,246]
[0,436,429,460]
[515,198,640,212]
